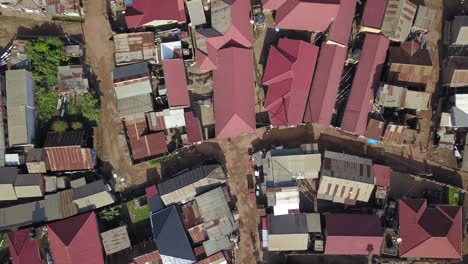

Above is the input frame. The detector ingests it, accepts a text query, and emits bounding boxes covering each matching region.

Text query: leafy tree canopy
[81,93,100,122]
[36,87,58,125]
[26,37,70,88]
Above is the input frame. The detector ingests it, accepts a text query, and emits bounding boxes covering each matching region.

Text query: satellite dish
[396,238,402,243]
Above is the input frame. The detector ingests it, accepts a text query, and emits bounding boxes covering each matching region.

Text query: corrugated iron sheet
[382,124,407,145]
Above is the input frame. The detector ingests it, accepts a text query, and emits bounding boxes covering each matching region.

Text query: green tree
[51,120,69,133]
[100,207,120,222]
[81,93,100,122]
[71,121,83,130]
[26,37,70,88]
[36,88,58,124]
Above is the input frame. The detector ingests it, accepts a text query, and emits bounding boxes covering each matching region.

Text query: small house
[25,148,47,174]
[399,199,462,259]
[151,206,196,263]
[100,226,131,256]
[381,0,417,42]
[7,228,42,264]
[14,174,44,198]
[124,0,187,29]
[72,180,115,212]
[324,214,384,255]
[6,69,36,147]
[47,212,104,264]
[0,167,18,201]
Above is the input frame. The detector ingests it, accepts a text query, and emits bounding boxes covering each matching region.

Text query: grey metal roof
[195,187,231,222]
[70,177,87,188]
[6,69,34,146]
[151,206,196,262]
[117,94,154,117]
[305,213,322,234]
[186,0,206,26]
[71,179,106,200]
[205,216,236,239]
[14,174,42,186]
[148,195,165,213]
[26,148,44,162]
[322,151,374,184]
[202,236,232,257]
[268,214,309,234]
[44,131,84,147]
[158,165,225,196]
[0,167,18,184]
[45,176,57,193]
[264,150,322,187]
[113,62,149,82]
[451,106,468,127]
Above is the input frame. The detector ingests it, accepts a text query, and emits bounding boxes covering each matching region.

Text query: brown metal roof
[365,119,385,141]
[114,32,156,65]
[45,147,94,172]
[382,124,407,145]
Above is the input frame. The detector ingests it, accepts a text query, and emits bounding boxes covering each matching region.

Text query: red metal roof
[214,47,255,138]
[208,0,253,49]
[328,0,356,46]
[126,121,168,160]
[184,112,203,143]
[45,147,94,172]
[325,213,384,255]
[262,39,318,125]
[399,199,462,259]
[7,228,42,264]
[124,0,187,29]
[47,212,104,264]
[195,49,217,71]
[361,0,389,29]
[195,0,253,71]
[341,33,389,135]
[373,164,391,187]
[275,0,340,31]
[145,185,158,197]
[162,59,190,108]
[304,43,347,126]
[262,0,287,10]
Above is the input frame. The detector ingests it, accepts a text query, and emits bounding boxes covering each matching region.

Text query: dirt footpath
[83,0,149,186]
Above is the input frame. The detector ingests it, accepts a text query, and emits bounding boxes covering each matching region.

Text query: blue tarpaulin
[367,138,379,145]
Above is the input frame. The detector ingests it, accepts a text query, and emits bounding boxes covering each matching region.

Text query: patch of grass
[0,233,7,249]
[448,188,460,206]
[126,200,150,223]
[149,153,175,166]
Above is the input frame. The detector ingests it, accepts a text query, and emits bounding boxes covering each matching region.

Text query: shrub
[51,120,69,133]
[71,121,83,130]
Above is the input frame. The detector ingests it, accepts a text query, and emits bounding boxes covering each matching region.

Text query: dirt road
[83,0,148,186]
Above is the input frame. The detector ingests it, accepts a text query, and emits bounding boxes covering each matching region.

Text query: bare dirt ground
[0,13,83,49]
[82,0,151,187]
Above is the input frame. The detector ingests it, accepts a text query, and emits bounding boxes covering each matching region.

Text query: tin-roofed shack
[317,151,375,205]
[114,32,157,65]
[14,174,44,198]
[381,0,417,42]
[0,167,18,201]
[443,56,468,88]
[388,41,432,87]
[26,149,47,173]
[158,164,226,205]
